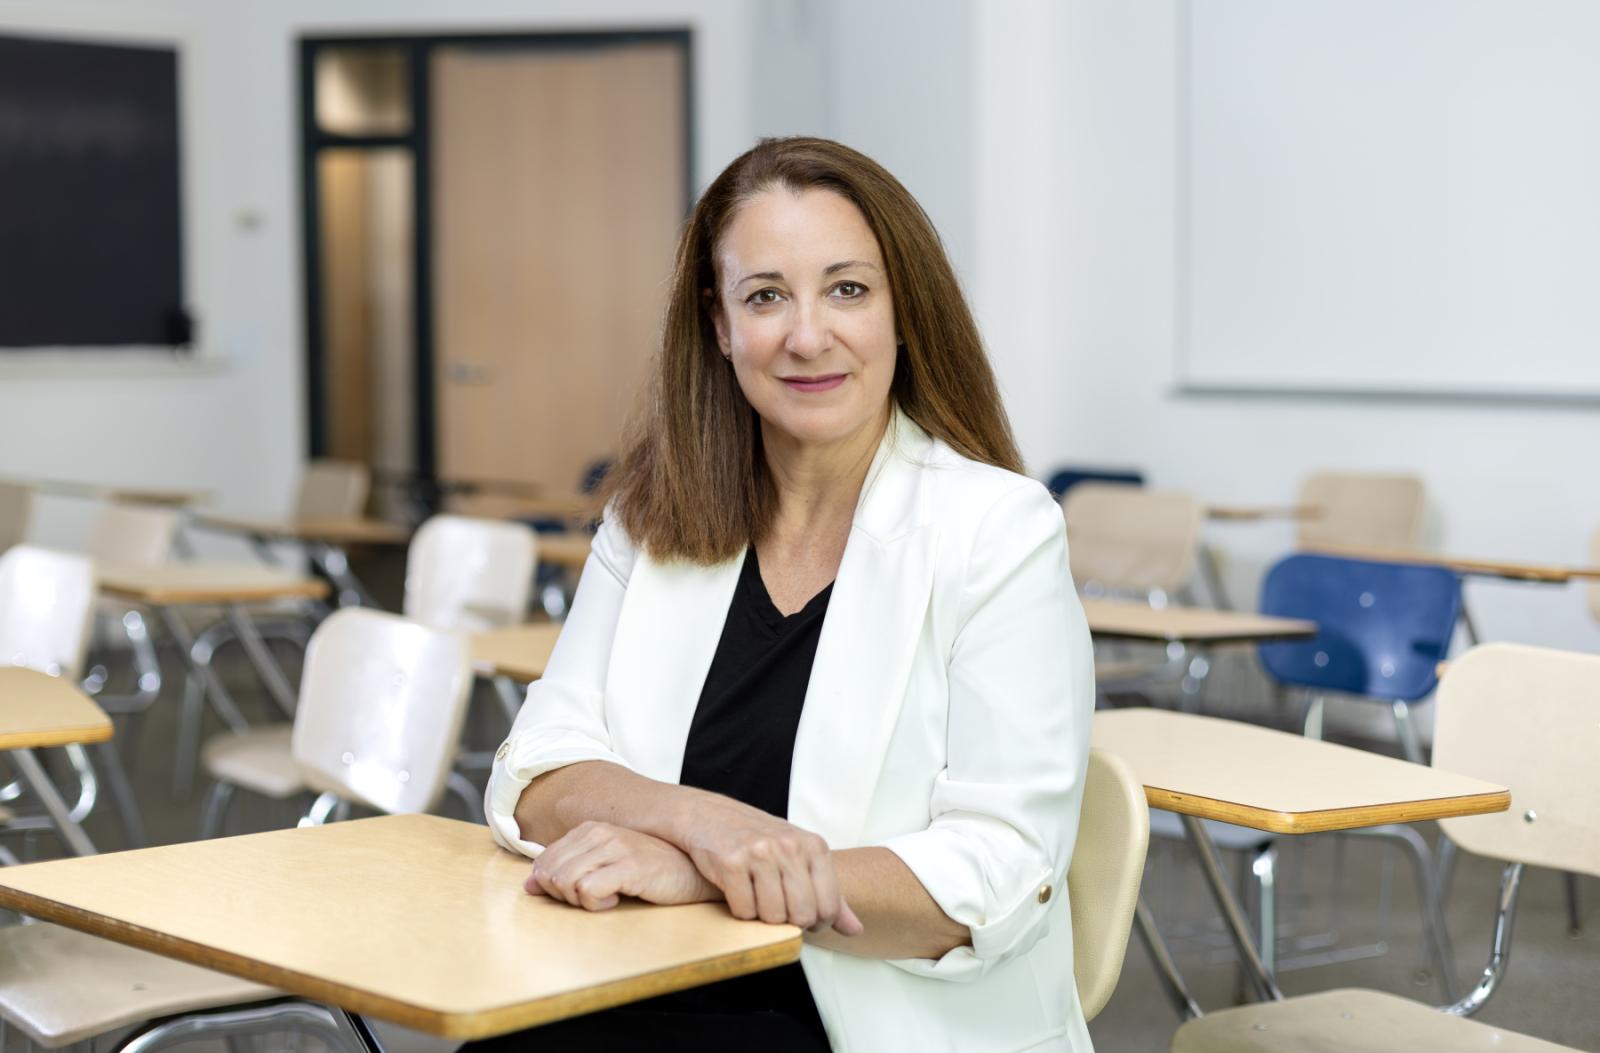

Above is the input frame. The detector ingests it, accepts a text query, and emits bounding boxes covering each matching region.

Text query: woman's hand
[525,821,720,911]
[670,794,863,937]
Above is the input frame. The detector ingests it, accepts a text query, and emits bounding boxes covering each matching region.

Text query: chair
[0,545,146,850]
[1149,553,1462,995]
[0,483,31,555]
[1297,471,1426,551]
[1172,643,1600,1051]
[197,608,473,836]
[1071,748,1151,1021]
[1063,484,1203,601]
[403,514,538,632]
[1046,465,1144,501]
[294,459,370,519]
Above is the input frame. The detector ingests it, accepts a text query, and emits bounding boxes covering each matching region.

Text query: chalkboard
[0,33,188,348]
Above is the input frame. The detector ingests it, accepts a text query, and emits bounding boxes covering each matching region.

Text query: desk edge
[0,723,113,751]
[1146,787,1511,834]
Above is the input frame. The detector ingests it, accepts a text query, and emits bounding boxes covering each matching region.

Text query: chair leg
[1344,823,1459,1002]
[1252,842,1278,976]
[1302,692,1326,740]
[447,771,485,823]
[1565,871,1582,938]
[198,781,236,840]
[94,741,146,848]
[1391,699,1426,765]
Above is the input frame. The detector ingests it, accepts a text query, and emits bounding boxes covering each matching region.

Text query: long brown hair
[605,136,1022,564]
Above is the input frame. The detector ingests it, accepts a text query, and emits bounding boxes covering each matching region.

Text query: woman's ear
[704,288,732,358]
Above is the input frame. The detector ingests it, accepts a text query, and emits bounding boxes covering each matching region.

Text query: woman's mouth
[780,373,847,393]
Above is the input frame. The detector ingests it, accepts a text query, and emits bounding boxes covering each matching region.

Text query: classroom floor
[8,628,1598,1053]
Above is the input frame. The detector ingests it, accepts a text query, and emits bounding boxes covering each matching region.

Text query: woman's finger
[720,869,760,921]
[573,866,625,912]
[777,844,818,930]
[806,851,842,932]
[750,855,789,925]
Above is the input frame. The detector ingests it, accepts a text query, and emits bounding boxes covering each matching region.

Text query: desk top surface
[1305,544,1600,584]
[0,475,208,507]
[1082,599,1318,645]
[1091,708,1509,834]
[0,668,113,750]
[1205,503,1321,522]
[537,533,593,570]
[97,561,330,605]
[0,814,801,1039]
[197,515,411,546]
[471,623,561,682]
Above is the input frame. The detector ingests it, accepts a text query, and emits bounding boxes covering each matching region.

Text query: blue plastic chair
[1258,553,1461,760]
[1045,465,1144,501]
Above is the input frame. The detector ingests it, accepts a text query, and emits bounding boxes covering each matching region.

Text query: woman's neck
[760,404,891,541]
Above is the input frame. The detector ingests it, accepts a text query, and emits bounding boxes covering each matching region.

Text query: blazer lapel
[789,413,939,847]
[605,552,742,783]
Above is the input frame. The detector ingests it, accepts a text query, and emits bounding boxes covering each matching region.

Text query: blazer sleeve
[484,508,639,859]
[876,480,1095,981]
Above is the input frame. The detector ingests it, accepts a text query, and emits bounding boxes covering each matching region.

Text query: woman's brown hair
[605,136,1022,564]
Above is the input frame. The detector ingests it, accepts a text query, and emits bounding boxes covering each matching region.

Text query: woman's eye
[833,281,866,299]
[746,288,782,306]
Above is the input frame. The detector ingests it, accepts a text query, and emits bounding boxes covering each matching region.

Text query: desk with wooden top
[99,562,329,794]
[193,515,411,609]
[0,475,209,508]
[471,623,561,684]
[0,668,113,857]
[1092,707,1509,1012]
[0,813,801,1045]
[536,533,593,573]
[1083,598,1316,647]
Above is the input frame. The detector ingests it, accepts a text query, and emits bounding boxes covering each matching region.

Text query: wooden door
[431,43,685,492]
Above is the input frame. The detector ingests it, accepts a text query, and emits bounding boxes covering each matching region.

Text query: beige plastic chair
[294,459,370,519]
[198,608,473,834]
[1296,471,1426,551]
[0,482,31,555]
[403,514,538,631]
[86,503,178,567]
[0,546,95,678]
[1063,484,1204,598]
[1171,643,1600,1052]
[1071,748,1151,1021]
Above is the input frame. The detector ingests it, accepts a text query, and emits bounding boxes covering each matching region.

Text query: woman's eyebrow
[824,259,881,276]
[736,270,785,286]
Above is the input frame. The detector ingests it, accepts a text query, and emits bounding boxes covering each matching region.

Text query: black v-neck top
[665,546,834,1040]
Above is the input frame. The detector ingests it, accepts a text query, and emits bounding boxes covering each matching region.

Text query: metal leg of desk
[115,999,355,1053]
[493,675,526,724]
[227,605,299,718]
[1179,812,1284,1002]
[1134,897,1204,1020]
[10,748,97,857]
[334,1010,391,1053]
[1196,544,1233,611]
[161,607,250,796]
[315,543,380,609]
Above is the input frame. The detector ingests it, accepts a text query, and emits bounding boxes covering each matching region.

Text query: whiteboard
[1178,0,1600,398]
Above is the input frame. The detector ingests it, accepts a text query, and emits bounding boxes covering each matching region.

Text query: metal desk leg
[1135,898,1204,1020]
[314,543,379,609]
[334,1010,390,1053]
[1197,544,1233,610]
[1179,812,1284,1002]
[11,748,97,856]
[161,607,250,796]
[227,606,298,718]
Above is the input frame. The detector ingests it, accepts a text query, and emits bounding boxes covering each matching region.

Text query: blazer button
[495,741,511,762]
[1037,884,1053,904]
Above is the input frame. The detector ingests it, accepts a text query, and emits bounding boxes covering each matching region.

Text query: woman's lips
[780,373,846,393]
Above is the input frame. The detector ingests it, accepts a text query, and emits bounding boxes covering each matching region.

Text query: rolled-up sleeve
[878,481,1094,980]
[484,510,638,859]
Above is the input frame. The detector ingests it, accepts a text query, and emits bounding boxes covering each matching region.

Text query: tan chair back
[404,515,537,632]
[0,545,95,679]
[1434,643,1600,879]
[294,460,370,520]
[86,503,178,566]
[1588,528,1599,624]
[291,608,472,815]
[1296,471,1425,550]
[1070,748,1150,1021]
[0,482,32,554]
[1062,484,1203,594]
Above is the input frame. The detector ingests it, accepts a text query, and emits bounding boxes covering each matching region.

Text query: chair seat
[1149,808,1274,851]
[1172,989,1575,1052]
[201,725,304,799]
[0,922,280,1048]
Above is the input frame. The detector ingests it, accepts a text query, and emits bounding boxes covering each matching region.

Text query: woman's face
[710,187,897,452]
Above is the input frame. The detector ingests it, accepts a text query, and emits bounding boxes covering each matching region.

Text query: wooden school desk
[0,813,801,1047]
[0,668,113,857]
[1082,598,1316,647]
[0,475,209,508]
[469,622,563,726]
[1198,503,1322,609]
[1092,708,1509,1013]
[97,561,329,794]
[535,533,594,574]
[193,515,411,609]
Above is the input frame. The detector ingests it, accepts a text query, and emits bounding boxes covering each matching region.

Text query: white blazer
[486,412,1096,1052]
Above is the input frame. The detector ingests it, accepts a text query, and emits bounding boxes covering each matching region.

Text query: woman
[480,137,1095,1052]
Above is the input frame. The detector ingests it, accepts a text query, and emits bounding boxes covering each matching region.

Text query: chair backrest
[1296,471,1426,551]
[1062,483,1203,595]
[0,482,33,554]
[1046,466,1145,501]
[0,545,95,679]
[1434,644,1600,879]
[403,514,537,632]
[1588,528,1600,625]
[291,608,473,815]
[86,503,179,566]
[1070,748,1150,1022]
[1257,553,1460,702]
[294,460,370,520]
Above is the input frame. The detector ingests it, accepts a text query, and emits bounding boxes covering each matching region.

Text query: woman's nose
[784,300,832,358]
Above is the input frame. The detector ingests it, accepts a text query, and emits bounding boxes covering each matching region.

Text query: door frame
[298,29,695,477]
